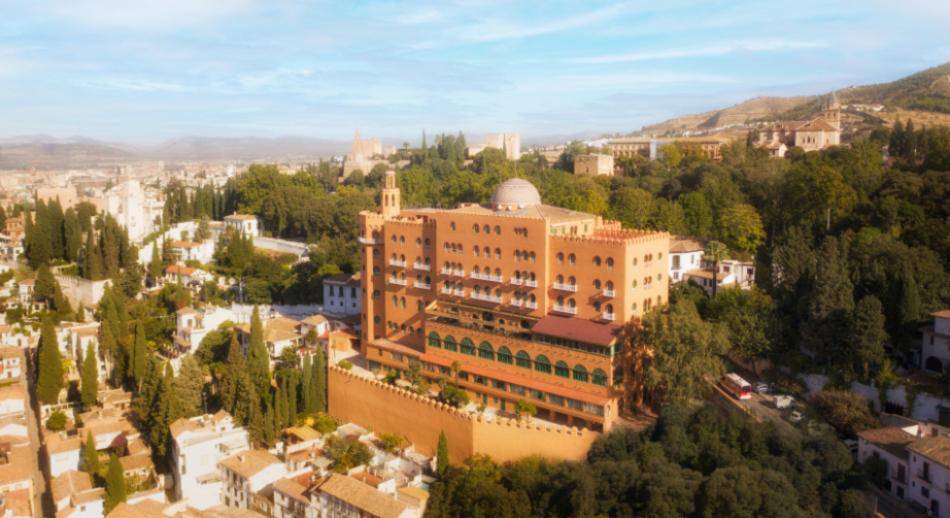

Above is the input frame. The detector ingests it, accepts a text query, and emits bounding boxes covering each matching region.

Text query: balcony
[525,279,538,288]
[602,289,615,298]
[388,259,407,268]
[553,305,577,315]
[471,272,504,283]
[509,300,524,307]
[601,312,615,321]
[388,277,407,286]
[440,287,464,296]
[525,301,538,309]
[357,236,378,245]
[440,267,465,277]
[413,282,432,290]
[471,293,503,304]
[552,283,578,292]
[510,278,523,286]
[413,262,431,271]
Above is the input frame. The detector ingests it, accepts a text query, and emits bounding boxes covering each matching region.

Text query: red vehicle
[721,373,752,400]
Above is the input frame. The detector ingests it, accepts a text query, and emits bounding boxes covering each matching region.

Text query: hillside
[641,61,950,135]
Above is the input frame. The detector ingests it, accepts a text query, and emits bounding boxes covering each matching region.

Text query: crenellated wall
[328,366,599,464]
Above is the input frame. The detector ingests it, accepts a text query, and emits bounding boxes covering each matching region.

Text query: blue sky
[1,0,949,143]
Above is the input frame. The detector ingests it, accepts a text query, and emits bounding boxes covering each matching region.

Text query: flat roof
[531,314,620,347]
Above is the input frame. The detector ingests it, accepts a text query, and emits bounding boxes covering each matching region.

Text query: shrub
[811,389,878,438]
[46,410,68,431]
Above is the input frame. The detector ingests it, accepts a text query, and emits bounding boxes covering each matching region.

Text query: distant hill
[641,62,950,136]
[0,136,133,169]
[146,136,349,161]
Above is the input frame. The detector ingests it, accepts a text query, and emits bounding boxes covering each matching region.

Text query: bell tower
[381,170,400,219]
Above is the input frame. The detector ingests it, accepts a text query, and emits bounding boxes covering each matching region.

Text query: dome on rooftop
[491,178,541,211]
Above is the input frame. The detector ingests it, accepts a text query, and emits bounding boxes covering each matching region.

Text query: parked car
[789,410,804,423]
[754,382,770,394]
[774,395,794,409]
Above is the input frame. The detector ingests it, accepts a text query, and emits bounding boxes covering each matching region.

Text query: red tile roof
[531,314,620,347]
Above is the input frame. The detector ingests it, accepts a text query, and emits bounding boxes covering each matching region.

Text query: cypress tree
[220,333,244,414]
[148,241,163,283]
[286,372,298,423]
[148,364,174,456]
[132,321,147,387]
[83,231,103,281]
[274,385,287,432]
[104,454,126,512]
[80,342,99,408]
[172,355,204,418]
[263,397,276,446]
[312,350,326,413]
[82,431,99,475]
[133,358,162,430]
[301,354,313,414]
[36,320,64,405]
[247,307,270,397]
[437,431,449,476]
[244,378,264,445]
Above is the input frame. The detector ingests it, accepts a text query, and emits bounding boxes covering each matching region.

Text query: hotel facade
[358,173,669,431]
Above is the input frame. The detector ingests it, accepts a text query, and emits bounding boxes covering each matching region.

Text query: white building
[170,411,250,510]
[224,214,260,238]
[45,433,82,477]
[668,237,704,284]
[573,153,615,176]
[51,470,106,518]
[219,449,287,510]
[922,310,950,375]
[174,306,236,358]
[0,348,23,380]
[169,239,215,264]
[0,384,26,419]
[103,179,160,243]
[322,273,362,317]
[685,258,755,295]
[858,422,949,515]
[467,133,521,161]
[310,473,416,518]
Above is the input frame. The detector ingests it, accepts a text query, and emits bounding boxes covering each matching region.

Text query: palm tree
[704,240,728,297]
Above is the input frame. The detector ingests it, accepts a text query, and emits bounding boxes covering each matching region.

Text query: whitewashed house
[170,411,250,510]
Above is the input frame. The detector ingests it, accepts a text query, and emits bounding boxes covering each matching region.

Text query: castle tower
[381,170,400,219]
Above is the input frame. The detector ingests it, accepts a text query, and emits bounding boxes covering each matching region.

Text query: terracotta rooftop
[274,476,310,504]
[219,449,281,479]
[119,453,154,472]
[166,264,196,276]
[106,500,167,518]
[235,316,301,344]
[323,272,361,285]
[45,433,82,454]
[284,425,321,442]
[858,427,916,459]
[670,236,704,253]
[531,314,620,347]
[313,473,408,518]
[796,118,839,132]
[932,309,950,319]
[51,469,92,503]
[171,240,201,249]
[225,214,258,221]
[0,444,34,486]
[907,435,950,467]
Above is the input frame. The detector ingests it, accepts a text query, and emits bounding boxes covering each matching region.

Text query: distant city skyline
[1,0,949,143]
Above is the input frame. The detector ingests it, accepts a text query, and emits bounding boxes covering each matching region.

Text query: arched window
[497,346,513,364]
[556,252,564,264]
[428,331,441,348]
[391,295,397,307]
[482,224,490,233]
[556,274,564,284]
[473,246,480,257]
[568,276,576,287]
[568,298,576,309]
[555,361,569,378]
[594,279,601,290]
[495,248,501,259]
[473,223,480,233]
[592,368,608,386]
[478,341,494,360]
[606,281,614,291]
[460,338,475,355]
[443,335,457,352]
[606,257,614,269]
[568,253,576,265]
[594,301,601,312]
[494,225,501,235]
[573,364,589,382]
[516,351,531,369]
[534,355,551,374]
[594,256,602,266]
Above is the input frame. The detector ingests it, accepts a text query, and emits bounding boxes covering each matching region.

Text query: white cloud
[79,78,187,92]
[568,39,828,64]
[396,8,444,25]
[460,2,635,42]
[42,0,256,30]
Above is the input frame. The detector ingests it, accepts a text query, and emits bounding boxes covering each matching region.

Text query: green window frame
[592,368,608,386]
[555,361,569,378]
[443,335,457,352]
[478,341,494,360]
[573,364,589,382]
[515,351,531,369]
[534,355,551,374]
[460,338,475,356]
[428,331,441,348]
[497,346,513,364]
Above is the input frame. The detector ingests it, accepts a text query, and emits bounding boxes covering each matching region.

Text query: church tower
[381,169,400,219]
[822,92,841,130]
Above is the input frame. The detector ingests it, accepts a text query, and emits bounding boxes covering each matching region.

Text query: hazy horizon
[2,1,950,143]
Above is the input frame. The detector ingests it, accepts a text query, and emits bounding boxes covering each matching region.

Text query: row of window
[472,224,503,235]
[427,332,609,386]
[386,234,433,247]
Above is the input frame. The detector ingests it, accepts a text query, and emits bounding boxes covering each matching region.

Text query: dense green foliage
[427,404,867,518]
[36,320,65,404]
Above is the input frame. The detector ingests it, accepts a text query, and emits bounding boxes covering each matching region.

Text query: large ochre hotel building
[358,172,670,431]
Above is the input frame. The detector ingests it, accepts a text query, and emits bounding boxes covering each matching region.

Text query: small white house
[224,214,260,238]
[322,273,362,316]
[170,411,250,510]
[669,237,704,283]
[0,384,26,419]
[922,310,950,375]
[0,347,23,380]
[219,449,287,510]
[174,305,236,357]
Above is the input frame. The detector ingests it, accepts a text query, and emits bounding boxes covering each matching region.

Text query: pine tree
[437,431,449,476]
[172,355,204,418]
[82,431,99,475]
[80,342,99,408]
[104,454,126,512]
[131,321,147,388]
[36,320,65,404]
[312,350,326,413]
[247,307,270,397]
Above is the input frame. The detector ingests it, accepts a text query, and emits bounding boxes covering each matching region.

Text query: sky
[1,0,949,144]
